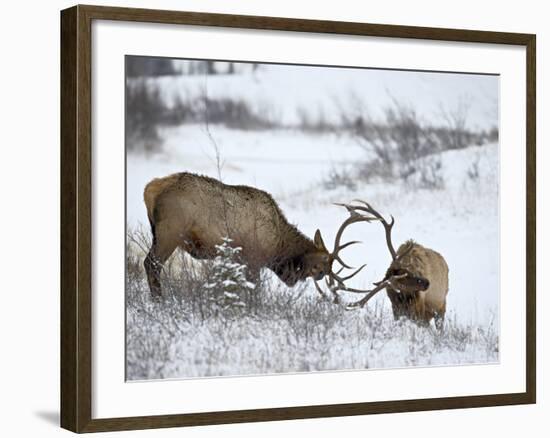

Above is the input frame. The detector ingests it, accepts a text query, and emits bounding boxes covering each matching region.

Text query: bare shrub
[333,94,494,191]
[467,153,481,182]
[384,103,439,162]
[198,96,277,130]
[164,92,197,125]
[486,126,499,143]
[126,77,281,155]
[402,155,445,190]
[418,156,445,190]
[296,105,337,134]
[340,99,443,187]
[439,97,471,150]
[126,80,166,153]
[322,166,358,191]
[354,157,394,183]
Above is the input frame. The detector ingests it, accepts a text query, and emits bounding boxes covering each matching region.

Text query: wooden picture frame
[61,4,536,433]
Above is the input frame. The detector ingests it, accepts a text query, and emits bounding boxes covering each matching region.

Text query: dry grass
[126,226,498,380]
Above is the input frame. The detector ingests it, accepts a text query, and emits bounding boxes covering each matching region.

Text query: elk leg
[414,296,427,325]
[246,266,261,288]
[144,248,162,298]
[386,288,404,320]
[434,306,446,331]
[144,223,178,298]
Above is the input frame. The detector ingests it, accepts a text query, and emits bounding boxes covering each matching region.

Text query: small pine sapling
[203,237,256,314]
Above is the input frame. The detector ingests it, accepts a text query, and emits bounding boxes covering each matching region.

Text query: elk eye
[417,279,422,284]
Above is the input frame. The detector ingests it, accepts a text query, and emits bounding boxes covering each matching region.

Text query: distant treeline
[126,80,276,153]
[126,57,260,78]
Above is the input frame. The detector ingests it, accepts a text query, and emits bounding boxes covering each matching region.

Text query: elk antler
[343,200,413,263]
[339,200,398,259]
[339,200,413,309]
[313,203,380,303]
[314,200,413,306]
[345,273,408,309]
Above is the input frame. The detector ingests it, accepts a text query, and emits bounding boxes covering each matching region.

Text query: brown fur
[384,240,449,329]
[143,172,330,297]
[144,173,180,224]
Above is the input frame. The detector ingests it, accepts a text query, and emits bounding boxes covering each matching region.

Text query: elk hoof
[150,291,163,302]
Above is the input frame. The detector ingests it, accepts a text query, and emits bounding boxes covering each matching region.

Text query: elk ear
[314,229,327,251]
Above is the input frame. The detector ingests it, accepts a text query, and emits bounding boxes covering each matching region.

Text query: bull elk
[142,173,373,297]
[316,201,449,330]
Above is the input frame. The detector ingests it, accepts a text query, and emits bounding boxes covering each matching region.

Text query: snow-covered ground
[126,63,500,379]
[127,125,499,326]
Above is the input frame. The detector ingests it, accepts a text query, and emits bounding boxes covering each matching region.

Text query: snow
[126,64,500,378]
[127,125,499,323]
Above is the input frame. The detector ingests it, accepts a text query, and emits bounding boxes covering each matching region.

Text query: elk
[316,201,449,330]
[142,173,372,297]
[373,238,449,330]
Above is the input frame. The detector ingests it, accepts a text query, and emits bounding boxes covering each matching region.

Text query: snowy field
[126,62,500,380]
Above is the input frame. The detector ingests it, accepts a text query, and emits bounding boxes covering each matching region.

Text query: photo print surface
[125,56,499,381]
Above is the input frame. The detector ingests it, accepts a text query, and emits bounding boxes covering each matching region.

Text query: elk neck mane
[395,239,426,277]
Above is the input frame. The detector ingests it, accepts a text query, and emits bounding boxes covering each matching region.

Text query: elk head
[304,230,332,281]
[383,251,430,294]
[278,230,332,286]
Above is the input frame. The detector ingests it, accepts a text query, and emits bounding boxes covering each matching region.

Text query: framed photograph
[60,4,536,433]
